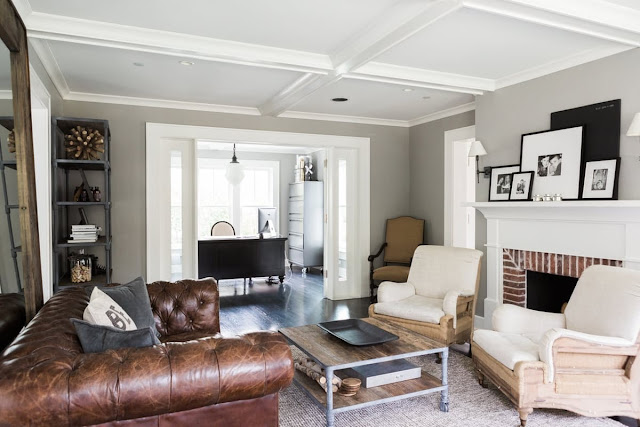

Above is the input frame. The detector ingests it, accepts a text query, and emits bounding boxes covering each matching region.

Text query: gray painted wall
[62,101,410,283]
[474,47,640,317]
[409,111,475,246]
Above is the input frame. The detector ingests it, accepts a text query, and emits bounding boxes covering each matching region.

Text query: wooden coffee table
[279,318,449,427]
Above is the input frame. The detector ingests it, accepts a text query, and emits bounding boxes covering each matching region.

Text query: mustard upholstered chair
[472,265,640,426]
[369,245,482,347]
[368,216,424,301]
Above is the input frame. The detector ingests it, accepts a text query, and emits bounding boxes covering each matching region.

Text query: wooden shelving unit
[52,117,112,290]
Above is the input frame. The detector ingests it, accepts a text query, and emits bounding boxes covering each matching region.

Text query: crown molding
[495,44,634,89]
[351,62,493,94]
[279,110,410,128]
[25,12,332,74]
[463,0,640,47]
[65,92,261,116]
[408,101,476,127]
[28,38,70,98]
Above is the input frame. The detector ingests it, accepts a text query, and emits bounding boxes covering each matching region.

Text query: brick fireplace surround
[502,249,623,306]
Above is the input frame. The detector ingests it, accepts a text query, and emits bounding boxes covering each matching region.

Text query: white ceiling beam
[259,0,464,116]
[351,62,493,94]
[463,0,640,47]
[29,38,70,98]
[25,12,333,74]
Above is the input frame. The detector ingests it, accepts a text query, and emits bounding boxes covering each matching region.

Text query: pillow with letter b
[84,287,137,331]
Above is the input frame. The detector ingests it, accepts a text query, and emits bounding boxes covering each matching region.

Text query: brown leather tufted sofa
[0,278,294,426]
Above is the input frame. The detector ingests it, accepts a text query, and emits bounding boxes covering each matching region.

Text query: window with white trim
[197,157,278,237]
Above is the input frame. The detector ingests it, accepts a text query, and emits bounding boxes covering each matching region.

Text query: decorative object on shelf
[6,129,15,153]
[225,143,245,186]
[627,112,640,142]
[80,187,89,202]
[293,355,342,393]
[92,187,101,202]
[520,126,584,200]
[553,194,563,201]
[68,224,100,244]
[543,194,553,201]
[295,155,312,182]
[69,250,92,283]
[488,164,520,202]
[338,377,361,397]
[79,208,89,226]
[468,140,489,183]
[533,194,543,202]
[508,171,534,201]
[64,126,105,160]
[304,161,314,181]
[581,158,620,200]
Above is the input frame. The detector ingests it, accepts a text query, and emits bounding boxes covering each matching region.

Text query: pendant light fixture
[225,143,245,186]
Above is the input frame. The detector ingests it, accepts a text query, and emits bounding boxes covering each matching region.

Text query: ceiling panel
[292,78,474,121]
[376,8,621,79]
[29,0,424,54]
[47,41,303,106]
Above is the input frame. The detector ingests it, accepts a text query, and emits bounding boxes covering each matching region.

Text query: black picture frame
[509,171,535,201]
[581,158,620,200]
[488,164,520,202]
[519,126,584,200]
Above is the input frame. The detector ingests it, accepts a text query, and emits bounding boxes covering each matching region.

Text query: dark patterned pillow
[71,319,160,353]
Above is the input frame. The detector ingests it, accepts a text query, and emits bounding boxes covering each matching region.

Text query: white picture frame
[581,158,620,199]
[520,126,584,200]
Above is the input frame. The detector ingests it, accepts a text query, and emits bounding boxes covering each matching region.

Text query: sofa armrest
[376,281,415,303]
[492,304,565,342]
[539,328,638,383]
[148,278,220,336]
[0,331,293,426]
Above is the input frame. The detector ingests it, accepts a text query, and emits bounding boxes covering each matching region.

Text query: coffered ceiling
[10,0,640,126]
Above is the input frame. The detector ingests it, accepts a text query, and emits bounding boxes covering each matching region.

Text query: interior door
[324,147,359,300]
[451,139,476,248]
[146,138,195,282]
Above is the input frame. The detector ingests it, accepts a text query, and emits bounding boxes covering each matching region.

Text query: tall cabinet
[52,117,112,290]
[288,181,323,271]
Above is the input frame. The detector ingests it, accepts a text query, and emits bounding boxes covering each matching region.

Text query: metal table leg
[326,367,335,426]
[440,347,449,412]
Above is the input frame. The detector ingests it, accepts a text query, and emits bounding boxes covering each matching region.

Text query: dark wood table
[198,236,287,283]
[280,318,449,426]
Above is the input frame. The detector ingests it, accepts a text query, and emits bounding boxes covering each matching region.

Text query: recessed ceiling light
[133,62,144,67]
[403,88,413,92]
[332,97,348,102]
[179,60,195,66]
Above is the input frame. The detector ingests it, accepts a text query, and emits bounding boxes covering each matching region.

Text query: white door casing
[146,123,370,300]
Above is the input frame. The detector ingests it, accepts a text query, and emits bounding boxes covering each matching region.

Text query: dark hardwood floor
[219,268,370,336]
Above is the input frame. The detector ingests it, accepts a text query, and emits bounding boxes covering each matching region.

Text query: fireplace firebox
[526,270,577,313]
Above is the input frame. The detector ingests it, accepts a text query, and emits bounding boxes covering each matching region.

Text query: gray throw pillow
[71,318,160,353]
[94,277,160,337]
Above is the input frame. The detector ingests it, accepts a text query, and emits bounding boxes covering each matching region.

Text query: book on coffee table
[344,359,421,388]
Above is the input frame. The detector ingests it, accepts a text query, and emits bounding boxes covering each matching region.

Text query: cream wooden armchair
[368,245,482,347]
[472,265,640,426]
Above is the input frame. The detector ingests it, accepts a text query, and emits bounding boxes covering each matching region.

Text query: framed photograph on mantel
[509,171,534,201]
[520,126,584,200]
[488,164,520,201]
[581,158,620,200]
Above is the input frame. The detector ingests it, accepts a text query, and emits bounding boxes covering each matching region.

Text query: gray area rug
[279,348,622,427]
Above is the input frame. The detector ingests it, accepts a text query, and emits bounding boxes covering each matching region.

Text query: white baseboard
[474,315,485,330]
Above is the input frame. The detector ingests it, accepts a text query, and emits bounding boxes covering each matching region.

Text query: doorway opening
[444,125,476,248]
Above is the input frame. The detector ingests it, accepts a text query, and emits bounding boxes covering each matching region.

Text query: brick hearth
[502,249,623,306]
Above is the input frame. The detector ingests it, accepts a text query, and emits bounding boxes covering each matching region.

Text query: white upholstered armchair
[472,265,640,426]
[368,245,483,346]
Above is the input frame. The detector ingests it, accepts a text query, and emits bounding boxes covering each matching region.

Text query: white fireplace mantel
[466,200,640,327]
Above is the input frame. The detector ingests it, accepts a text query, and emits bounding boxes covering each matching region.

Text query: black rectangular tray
[317,319,399,346]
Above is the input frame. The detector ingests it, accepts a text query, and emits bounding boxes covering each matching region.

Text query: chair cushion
[564,265,640,342]
[408,246,482,299]
[473,329,539,370]
[373,265,410,283]
[374,295,444,324]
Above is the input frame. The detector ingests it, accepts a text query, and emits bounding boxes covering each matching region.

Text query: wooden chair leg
[476,370,487,388]
[436,353,442,364]
[518,408,533,427]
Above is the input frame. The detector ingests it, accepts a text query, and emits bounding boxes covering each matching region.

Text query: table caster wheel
[440,401,449,412]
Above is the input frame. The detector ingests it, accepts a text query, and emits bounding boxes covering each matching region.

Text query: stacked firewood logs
[7,130,15,153]
[294,356,342,393]
[64,126,104,160]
